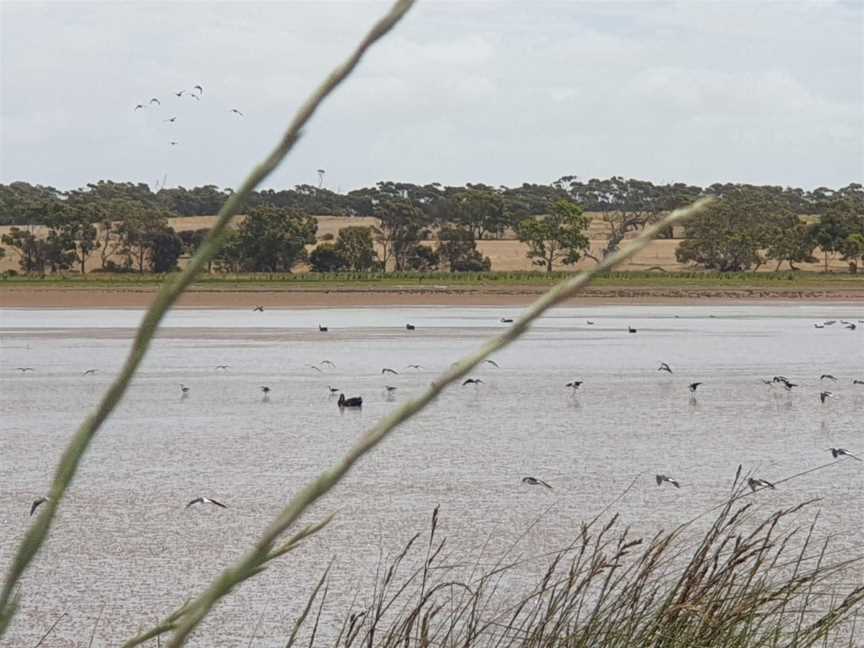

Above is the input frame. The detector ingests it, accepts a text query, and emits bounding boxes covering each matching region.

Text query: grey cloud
[1,1,861,191]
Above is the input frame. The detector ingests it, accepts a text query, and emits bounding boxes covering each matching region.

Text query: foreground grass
[1,270,862,294]
[271,478,862,648]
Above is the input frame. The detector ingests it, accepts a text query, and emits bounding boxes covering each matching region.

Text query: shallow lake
[1,303,862,646]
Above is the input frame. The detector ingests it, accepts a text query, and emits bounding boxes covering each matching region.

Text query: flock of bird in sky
[16,310,862,515]
[133,83,244,148]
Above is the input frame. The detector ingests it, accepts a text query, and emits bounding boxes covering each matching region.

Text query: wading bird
[830,448,862,461]
[406,323,415,330]
[318,324,328,332]
[30,496,50,516]
[655,474,680,488]
[261,386,271,397]
[689,382,702,393]
[522,476,552,489]
[185,496,227,509]
[328,386,339,394]
[462,378,483,386]
[338,393,362,408]
[658,362,673,374]
[748,477,776,492]
[316,168,325,188]
[381,368,399,375]
[854,379,864,385]
[180,384,190,397]
[627,326,637,333]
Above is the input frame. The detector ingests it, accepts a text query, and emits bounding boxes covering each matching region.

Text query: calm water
[1,304,862,646]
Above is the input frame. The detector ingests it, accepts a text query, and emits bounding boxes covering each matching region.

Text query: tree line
[0,178,861,275]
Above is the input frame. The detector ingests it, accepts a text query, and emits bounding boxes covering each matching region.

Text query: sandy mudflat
[1,285,862,308]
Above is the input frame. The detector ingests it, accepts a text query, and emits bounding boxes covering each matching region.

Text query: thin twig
[0,0,416,638]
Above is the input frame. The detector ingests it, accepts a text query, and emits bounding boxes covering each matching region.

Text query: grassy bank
[134,475,862,648]
[1,270,861,292]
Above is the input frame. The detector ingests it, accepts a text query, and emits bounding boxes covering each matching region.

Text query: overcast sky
[1,1,862,192]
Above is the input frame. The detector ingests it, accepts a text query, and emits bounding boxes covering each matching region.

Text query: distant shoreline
[1,283,861,309]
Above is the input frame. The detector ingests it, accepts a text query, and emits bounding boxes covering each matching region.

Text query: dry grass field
[0,214,852,274]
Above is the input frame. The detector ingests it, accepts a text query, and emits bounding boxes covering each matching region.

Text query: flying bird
[406,323,416,331]
[337,393,362,408]
[500,317,514,323]
[830,448,862,461]
[565,380,583,389]
[174,90,184,97]
[253,305,264,312]
[82,369,97,376]
[462,378,483,386]
[164,116,177,123]
[522,476,552,489]
[385,385,397,393]
[149,98,160,105]
[406,364,422,369]
[170,141,178,146]
[819,391,835,404]
[320,360,335,367]
[688,382,703,393]
[484,360,500,368]
[820,374,838,382]
[30,496,50,516]
[306,364,323,372]
[185,496,227,509]
[587,320,595,325]
[230,108,244,116]
[381,368,399,375]
[814,323,824,329]
[193,84,203,95]
[655,474,680,488]
[658,362,673,374]
[215,365,229,370]
[747,477,776,492]
[328,385,339,394]
[134,104,144,110]
[180,384,190,396]
[16,367,34,372]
